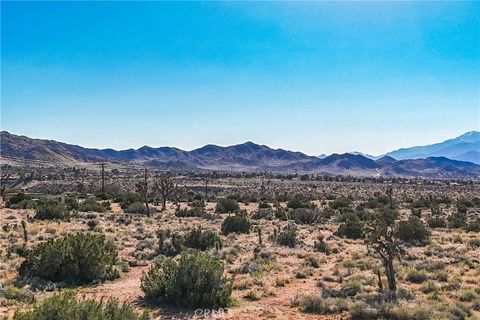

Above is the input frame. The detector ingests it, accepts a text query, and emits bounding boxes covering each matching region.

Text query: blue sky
[1,1,479,155]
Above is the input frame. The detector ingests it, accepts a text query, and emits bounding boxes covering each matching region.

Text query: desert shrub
[466,219,480,232]
[19,232,118,284]
[156,230,183,257]
[349,301,378,320]
[7,195,37,209]
[6,192,27,208]
[294,295,333,314]
[468,238,480,248]
[258,201,271,209]
[215,198,239,213]
[35,200,68,220]
[114,192,143,209]
[183,228,221,251]
[141,251,232,308]
[175,206,204,218]
[405,268,428,283]
[395,216,430,245]
[2,283,34,303]
[427,216,446,229]
[459,290,477,302]
[251,209,275,220]
[335,212,363,239]
[64,197,79,211]
[78,198,110,212]
[12,291,148,320]
[239,193,257,204]
[276,224,297,247]
[124,201,146,214]
[221,213,251,235]
[292,208,322,224]
[330,197,352,210]
[314,235,331,255]
[287,196,311,209]
[448,212,467,228]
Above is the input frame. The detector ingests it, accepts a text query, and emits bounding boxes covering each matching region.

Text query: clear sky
[1,1,479,156]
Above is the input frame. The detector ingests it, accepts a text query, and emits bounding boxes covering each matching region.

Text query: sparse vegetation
[141,251,232,308]
[19,232,118,284]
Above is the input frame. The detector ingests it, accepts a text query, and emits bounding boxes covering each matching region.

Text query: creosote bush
[183,228,221,251]
[335,212,363,239]
[215,198,240,213]
[427,216,446,229]
[141,251,232,308]
[175,206,205,218]
[395,216,430,245]
[12,291,148,320]
[221,213,251,235]
[276,224,298,248]
[292,208,322,224]
[35,200,68,220]
[78,198,110,212]
[19,232,118,284]
[448,211,467,229]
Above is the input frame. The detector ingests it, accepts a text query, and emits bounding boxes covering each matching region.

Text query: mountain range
[385,131,480,164]
[1,131,479,179]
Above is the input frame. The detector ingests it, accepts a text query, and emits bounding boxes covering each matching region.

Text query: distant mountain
[1,131,479,179]
[0,131,314,171]
[386,131,480,164]
[375,155,397,166]
[350,151,380,160]
[380,157,480,179]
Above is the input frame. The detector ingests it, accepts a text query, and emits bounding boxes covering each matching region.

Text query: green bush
[183,228,221,251]
[395,216,430,245]
[448,212,467,228]
[287,196,310,209]
[335,213,363,239]
[156,230,183,257]
[466,219,480,232]
[276,225,297,248]
[292,208,322,224]
[6,192,37,209]
[221,214,251,235]
[251,209,275,220]
[6,192,27,208]
[427,216,446,229]
[258,201,271,209]
[114,192,143,209]
[12,291,148,320]
[19,232,118,284]
[175,206,204,217]
[35,201,68,220]
[141,251,232,308]
[215,198,240,213]
[78,198,110,212]
[124,201,146,214]
[405,268,428,283]
[330,197,352,210]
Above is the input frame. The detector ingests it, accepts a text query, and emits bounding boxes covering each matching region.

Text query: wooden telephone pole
[100,163,105,194]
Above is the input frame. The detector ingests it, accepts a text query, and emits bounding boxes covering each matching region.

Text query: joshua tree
[365,208,402,301]
[135,180,150,216]
[155,175,177,211]
[21,220,28,246]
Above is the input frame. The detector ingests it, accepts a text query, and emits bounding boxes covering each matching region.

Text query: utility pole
[260,176,265,197]
[101,163,105,194]
[204,176,208,199]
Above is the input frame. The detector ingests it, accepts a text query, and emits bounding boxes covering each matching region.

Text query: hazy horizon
[2,2,479,155]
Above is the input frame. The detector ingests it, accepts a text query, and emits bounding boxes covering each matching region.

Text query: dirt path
[79,265,149,305]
